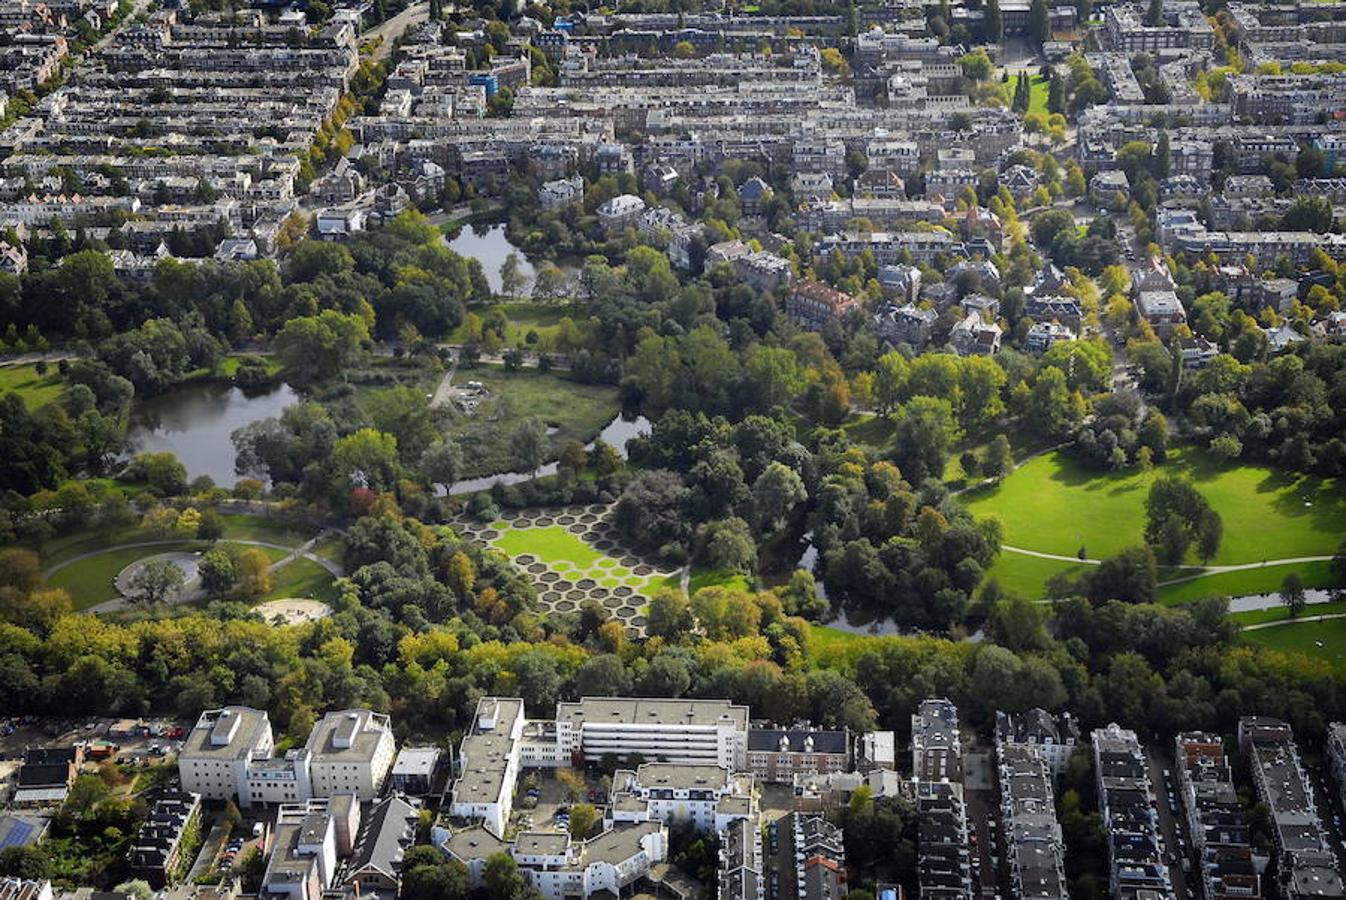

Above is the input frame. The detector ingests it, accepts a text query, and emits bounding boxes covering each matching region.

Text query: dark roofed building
[340,795,421,898]
[746,728,850,783]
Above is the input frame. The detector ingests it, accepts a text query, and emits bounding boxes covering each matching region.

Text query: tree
[371,386,437,463]
[647,589,694,640]
[696,517,757,574]
[985,0,1003,41]
[482,852,538,900]
[0,846,51,880]
[235,548,272,600]
[891,396,960,483]
[569,803,600,840]
[1029,0,1050,43]
[199,549,236,598]
[418,440,462,487]
[1152,130,1171,179]
[128,559,185,604]
[331,428,402,495]
[499,253,527,299]
[273,310,369,383]
[960,48,994,81]
[1144,475,1220,565]
[1282,196,1334,233]
[984,434,1013,478]
[509,418,548,474]
[1084,546,1157,604]
[113,882,153,900]
[1145,0,1162,26]
[445,551,476,598]
[1281,572,1307,618]
[752,462,807,536]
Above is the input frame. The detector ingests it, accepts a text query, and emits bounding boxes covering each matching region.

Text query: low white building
[555,697,750,769]
[608,763,755,833]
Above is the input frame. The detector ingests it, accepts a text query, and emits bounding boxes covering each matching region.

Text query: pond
[445,413,651,495]
[444,222,578,294]
[127,381,300,486]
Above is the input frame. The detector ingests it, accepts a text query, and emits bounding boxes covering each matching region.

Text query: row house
[1239,717,1344,899]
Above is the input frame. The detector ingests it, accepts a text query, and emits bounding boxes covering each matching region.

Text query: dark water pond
[127,381,299,486]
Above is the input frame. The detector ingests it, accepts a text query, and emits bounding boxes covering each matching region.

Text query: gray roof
[747,728,848,755]
[180,707,270,762]
[346,795,420,881]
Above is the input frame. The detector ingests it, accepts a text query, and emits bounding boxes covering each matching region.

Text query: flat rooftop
[558,697,749,730]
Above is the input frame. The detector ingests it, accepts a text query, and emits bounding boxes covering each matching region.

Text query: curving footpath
[50,533,345,615]
[1241,612,1346,632]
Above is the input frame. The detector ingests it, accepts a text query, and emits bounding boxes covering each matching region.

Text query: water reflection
[127,381,299,486]
[444,413,651,495]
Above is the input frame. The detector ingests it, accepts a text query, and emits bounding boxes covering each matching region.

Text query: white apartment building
[262,801,339,900]
[608,763,755,833]
[450,697,525,838]
[178,707,394,807]
[305,709,396,801]
[178,707,275,806]
[445,821,667,900]
[555,697,750,769]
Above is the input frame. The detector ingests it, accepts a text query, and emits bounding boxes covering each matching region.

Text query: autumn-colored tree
[235,549,272,600]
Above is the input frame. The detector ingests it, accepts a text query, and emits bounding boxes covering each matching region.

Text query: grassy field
[1007,74,1050,115]
[0,363,63,409]
[688,568,754,594]
[807,624,878,663]
[447,302,573,348]
[1243,616,1346,672]
[446,367,620,477]
[1158,560,1340,606]
[1233,599,1346,627]
[489,523,680,593]
[262,557,339,603]
[39,514,313,569]
[963,447,1346,598]
[48,541,202,609]
[981,553,1092,600]
[49,540,291,610]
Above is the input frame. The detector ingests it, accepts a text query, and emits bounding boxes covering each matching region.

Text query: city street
[1146,748,1192,900]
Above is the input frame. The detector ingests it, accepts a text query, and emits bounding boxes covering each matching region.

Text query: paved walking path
[1241,611,1346,631]
[54,533,344,614]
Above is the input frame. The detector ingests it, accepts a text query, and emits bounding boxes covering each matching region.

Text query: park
[961,446,1346,603]
[453,505,684,634]
[39,513,341,614]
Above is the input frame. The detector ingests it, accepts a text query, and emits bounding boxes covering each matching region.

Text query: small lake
[127,381,299,486]
[446,413,651,495]
[444,222,578,295]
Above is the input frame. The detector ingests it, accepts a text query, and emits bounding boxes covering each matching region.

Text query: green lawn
[981,552,1092,600]
[494,524,606,569]
[1007,74,1050,115]
[964,446,1346,568]
[482,521,680,599]
[48,541,202,609]
[445,367,621,478]
[808,623,873,660]
[1158,560,1341,606]
[262,557,339,603]
[40,514,313,569]
[447,302,574,349]
[843,414,895,453]
[1243,616,1346,673]
[688,568,753,594]
[1234,598,1346,627]
[0,363,63,409]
